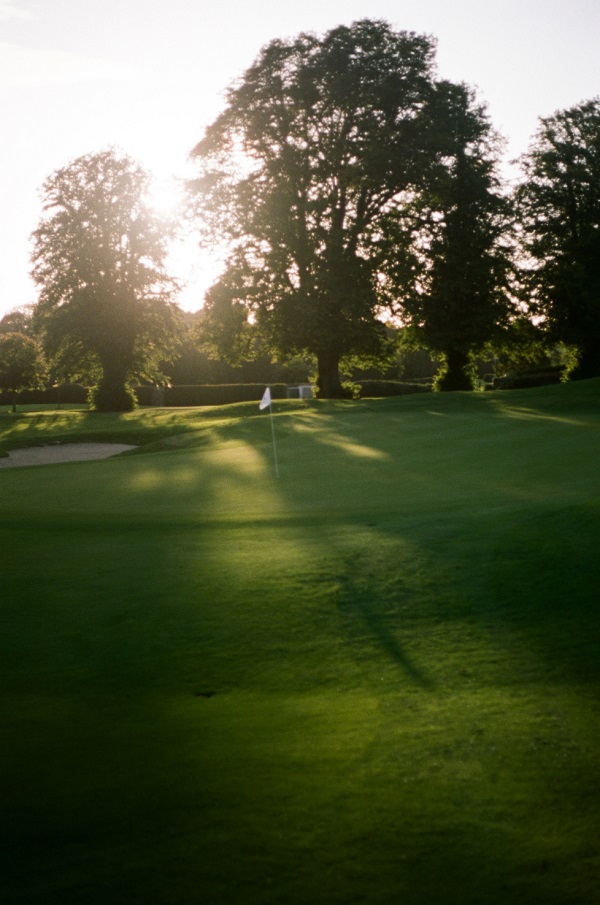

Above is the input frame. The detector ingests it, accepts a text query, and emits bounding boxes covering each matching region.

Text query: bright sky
[1,0,599,318]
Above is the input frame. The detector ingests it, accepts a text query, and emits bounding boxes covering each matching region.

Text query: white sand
[0,443,137,468]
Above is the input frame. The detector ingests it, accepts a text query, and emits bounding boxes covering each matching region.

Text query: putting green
[1,382,599,904]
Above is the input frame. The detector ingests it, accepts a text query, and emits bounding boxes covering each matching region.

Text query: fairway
[1,382,599,904]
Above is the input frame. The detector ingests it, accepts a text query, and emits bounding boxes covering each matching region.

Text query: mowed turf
[1,382,599,904]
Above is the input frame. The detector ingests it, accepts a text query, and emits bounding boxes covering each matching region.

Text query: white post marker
[259,387,280,478]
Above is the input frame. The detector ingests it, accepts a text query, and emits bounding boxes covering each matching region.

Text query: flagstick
[268,399,280,479]
[259,387,280,478]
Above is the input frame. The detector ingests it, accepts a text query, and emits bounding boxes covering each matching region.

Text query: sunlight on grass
[495,406,593,427]
[292,420,390,460]
[315,430,390,460]
[1,382,599,904]
[128,466,166,491]
[204,442,273,477]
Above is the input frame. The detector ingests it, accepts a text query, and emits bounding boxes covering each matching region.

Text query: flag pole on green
[259,387,280,478]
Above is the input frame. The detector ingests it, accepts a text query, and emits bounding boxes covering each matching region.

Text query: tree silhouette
[31,149,181,410]
[0,332,47,412]
[516,98,600,379]
[400,83,512,389]
[188,20,442,397]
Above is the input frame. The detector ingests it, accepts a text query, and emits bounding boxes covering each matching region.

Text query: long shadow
[2,389,599,904]
[340,589,435,689]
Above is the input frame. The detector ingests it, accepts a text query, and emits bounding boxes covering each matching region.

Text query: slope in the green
[1,382,599,904]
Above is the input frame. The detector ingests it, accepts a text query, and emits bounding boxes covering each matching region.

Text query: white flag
[259,387,272,410]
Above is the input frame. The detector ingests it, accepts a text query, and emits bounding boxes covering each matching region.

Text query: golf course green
[1,380,599,904]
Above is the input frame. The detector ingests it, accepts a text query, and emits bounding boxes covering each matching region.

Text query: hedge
[158,383,289,407]
[0,383,88,405]
[357,380,433,398]
[0,383,291,408]
[493,367,564,390]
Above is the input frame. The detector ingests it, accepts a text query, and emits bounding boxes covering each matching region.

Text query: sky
[1,0,599,318]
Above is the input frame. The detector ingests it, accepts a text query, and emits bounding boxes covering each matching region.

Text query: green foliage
[0,332,47,411]
[31,149,182,409]
[0,306,34,335]
[515,98,600,378]
[400,83,513,390]
[200,273,263,365]
[488,317,554,376]
[188,20,444,397]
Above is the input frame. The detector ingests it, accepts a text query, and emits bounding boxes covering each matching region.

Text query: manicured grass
[1,382,599,904]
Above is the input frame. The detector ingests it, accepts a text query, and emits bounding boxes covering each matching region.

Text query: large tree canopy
[188,19,448,397]
[515,98,600,379]
[399,83,513,389]
[31,149,182,410]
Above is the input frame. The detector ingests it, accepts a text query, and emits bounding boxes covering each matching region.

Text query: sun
[147,172,185,217]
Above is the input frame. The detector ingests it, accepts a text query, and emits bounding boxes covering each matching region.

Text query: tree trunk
[316,351,346,398]
[436,349,474,391]
[93,350,136,411]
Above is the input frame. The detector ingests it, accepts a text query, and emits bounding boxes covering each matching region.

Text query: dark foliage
[516,98,600,378]
[399,83,513,390]
[188,20,446,397]
[31,149,182,410]
[88,381,138,412]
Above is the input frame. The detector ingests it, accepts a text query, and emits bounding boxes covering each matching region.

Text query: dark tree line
[11,19,600,409]
[515,99,600,380]
[188,20,509,396]
[188,19,600,396]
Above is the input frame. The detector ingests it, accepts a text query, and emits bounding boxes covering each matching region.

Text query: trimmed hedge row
[0,384,88,405]
[493,367,564,390]
[0,383,290,408]
[157,383,289,407]
[2,380,436,408]
[357,380,433,398]
[158,382,431,404]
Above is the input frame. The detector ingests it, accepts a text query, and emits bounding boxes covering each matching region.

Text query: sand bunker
[0,443,137,468]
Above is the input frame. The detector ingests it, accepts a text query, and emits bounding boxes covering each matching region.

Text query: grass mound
[1,381,599,904]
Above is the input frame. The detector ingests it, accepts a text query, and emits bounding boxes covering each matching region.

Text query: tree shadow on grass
[342,593,435,689]
[481,503,600,687]
[2,394,600,904]
[334,547,436,691]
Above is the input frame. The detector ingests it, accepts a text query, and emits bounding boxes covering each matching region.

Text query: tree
[398,83,512,390]
[31,149,182,410]
[0,306,34,335]
[0,332,47,412]
[515,98,600,379]
[188,20,444,397]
